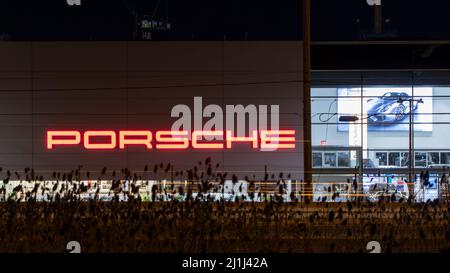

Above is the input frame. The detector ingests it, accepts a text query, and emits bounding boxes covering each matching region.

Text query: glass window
[415,152,427,167]
[388,152,400,166]
[324,153,337,167]
[441,152,450,165]
[401,152,409,167]
[375,152,387,166]
[313,152,323,167]
[338,152,350,167]
[428,152,440,166]
[312,71,450,200]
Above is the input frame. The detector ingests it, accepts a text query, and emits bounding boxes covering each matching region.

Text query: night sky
[1,0,450,40]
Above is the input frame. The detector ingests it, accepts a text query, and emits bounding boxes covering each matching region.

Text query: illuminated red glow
[192,131,224,149]
[120,131,152,149]
[47,131,81,149]
[47,130,296,150]
[84,131,116,149]
[156,131,188,149]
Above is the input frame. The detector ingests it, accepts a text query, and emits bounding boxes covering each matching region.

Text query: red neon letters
[47,131,81,149]
[84,131,116,149]
[156,131,189,149]
[120,131,153,149]
[192,131,224,149]
[46,130,296,150]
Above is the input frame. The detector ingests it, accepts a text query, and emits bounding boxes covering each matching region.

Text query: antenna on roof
[122,0,172,41]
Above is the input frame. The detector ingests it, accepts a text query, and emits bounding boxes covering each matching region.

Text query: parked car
[366,182,408,202]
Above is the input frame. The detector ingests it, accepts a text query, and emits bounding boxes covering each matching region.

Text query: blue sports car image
[367,92,419,124]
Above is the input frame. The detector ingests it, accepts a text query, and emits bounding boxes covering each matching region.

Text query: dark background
[1,0,450,41]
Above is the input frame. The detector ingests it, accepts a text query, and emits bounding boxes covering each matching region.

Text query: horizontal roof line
[312,40,450,45]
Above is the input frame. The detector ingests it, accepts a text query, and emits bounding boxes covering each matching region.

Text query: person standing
[424,171,430,187]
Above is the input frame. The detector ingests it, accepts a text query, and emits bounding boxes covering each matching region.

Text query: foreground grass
[0,200,449,253]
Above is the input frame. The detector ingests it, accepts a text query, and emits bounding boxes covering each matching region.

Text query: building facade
[0,42,304,181]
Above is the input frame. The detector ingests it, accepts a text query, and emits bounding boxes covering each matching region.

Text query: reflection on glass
[338,152,350,167]
[312,84,450,179]
[324,153,337,167]
[415,152,427,167]
[401,152,409,167]
[375,152,387,166]
[313,152,323,167]
[441,152,450,165]
[388,152,400,166]
[428,152,440,165]
[363,158,376,168]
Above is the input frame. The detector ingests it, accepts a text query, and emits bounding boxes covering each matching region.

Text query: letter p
[47,131,81,149]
